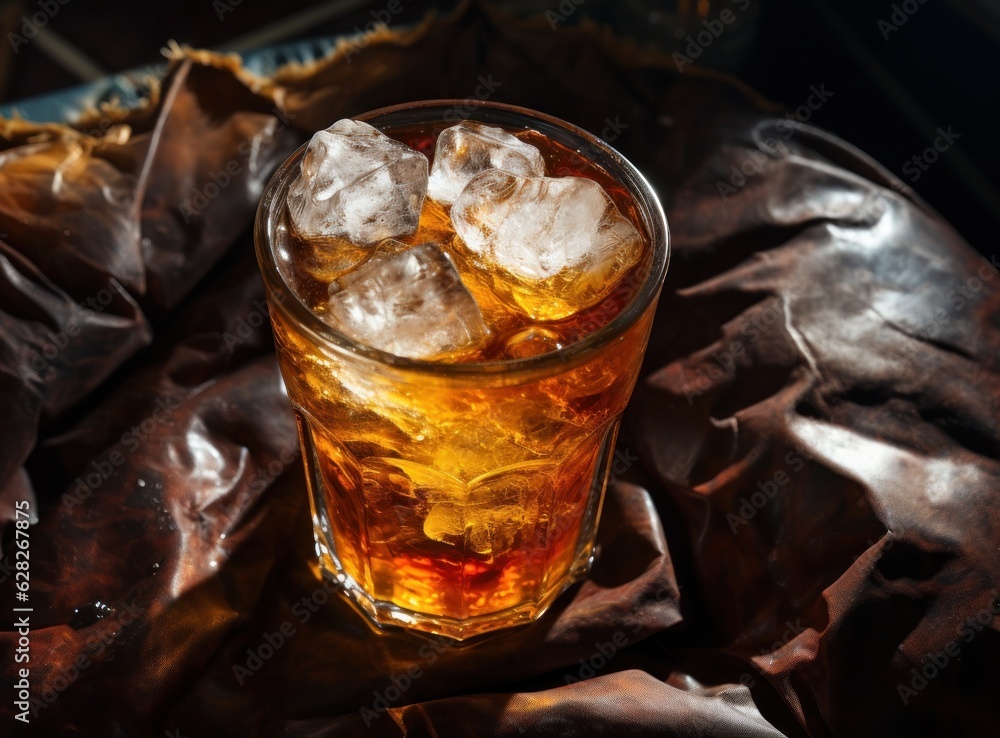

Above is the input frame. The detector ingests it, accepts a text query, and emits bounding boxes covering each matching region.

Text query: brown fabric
[1,4,998,736]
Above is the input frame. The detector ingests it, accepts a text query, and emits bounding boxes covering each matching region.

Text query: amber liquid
[269,121,656,638]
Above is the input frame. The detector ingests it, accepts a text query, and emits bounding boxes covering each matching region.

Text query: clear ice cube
[326,242,488,360]
[427,121,545,205]
[451,170,644,320]
[287,119,428,245]
[421,461,557,557]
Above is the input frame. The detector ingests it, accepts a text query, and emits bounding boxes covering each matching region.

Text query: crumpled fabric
[1,3,997,737]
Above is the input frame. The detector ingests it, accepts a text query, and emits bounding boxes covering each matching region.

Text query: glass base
[310,510,595,641]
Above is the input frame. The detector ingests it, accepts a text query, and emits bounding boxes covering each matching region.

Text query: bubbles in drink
[504,326,564,359]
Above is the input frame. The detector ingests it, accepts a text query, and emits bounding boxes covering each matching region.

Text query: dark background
[1,0,996,254]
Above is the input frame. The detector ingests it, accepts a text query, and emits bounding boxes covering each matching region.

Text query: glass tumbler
[255,100,669,640]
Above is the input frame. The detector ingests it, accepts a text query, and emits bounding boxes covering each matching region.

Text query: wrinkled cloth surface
[1,4,998,737]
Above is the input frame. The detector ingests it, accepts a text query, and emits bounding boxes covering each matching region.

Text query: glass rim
[254,99,670,377]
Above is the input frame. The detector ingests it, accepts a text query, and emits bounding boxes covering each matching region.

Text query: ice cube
[326,242,488,360]
[287,119,428,245]
[451,170,644,321]
[427,121,545,205]
[423,462,557,555]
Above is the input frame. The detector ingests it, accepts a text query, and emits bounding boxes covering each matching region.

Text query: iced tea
[255,102,668,639]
